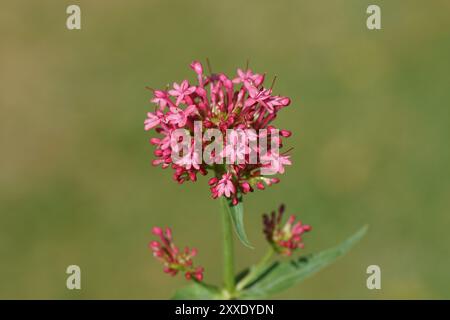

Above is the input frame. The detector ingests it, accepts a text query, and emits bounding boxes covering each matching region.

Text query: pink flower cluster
[263,205,312,256]
[144,61,292,204]
[150,227,204,281]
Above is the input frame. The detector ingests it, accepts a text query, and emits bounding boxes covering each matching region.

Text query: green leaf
[172,282,222,300]
[239,226,368,298]
[221,196,253,249]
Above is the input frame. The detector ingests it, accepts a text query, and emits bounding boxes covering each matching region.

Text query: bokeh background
[1,0,449,299]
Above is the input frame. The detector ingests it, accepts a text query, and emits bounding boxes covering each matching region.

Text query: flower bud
[190,61,203,75]
[280,130,292,137]
[208,177,218,185]
[256,182,265,190]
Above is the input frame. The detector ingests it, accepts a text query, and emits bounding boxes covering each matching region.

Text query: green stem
[220,197,236,295]
[236,247,274,291]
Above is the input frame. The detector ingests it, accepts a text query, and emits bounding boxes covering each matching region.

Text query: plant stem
[236,247,274,291]
[220,197,236,295]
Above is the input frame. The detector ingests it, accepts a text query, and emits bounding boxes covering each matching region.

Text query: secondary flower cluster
[263,205,312,256]
[150,227,204,281]
[144,61,292,204]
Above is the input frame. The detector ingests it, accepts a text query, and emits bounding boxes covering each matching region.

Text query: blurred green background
[1,0,449,299]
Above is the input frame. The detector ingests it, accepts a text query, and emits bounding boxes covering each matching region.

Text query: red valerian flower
[168,80,197,106]
[150,226,204,281]
[262,205,312,256]
[211,173,236,198]
[144,60,293,205]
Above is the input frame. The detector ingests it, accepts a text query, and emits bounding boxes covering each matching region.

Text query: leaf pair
[172,226,367,299]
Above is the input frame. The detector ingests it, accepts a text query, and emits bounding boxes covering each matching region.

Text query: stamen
[206,57,213,74]
[270,75,278,90]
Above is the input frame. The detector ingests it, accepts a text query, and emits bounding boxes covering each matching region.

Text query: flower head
[150,226,204,281]
[144,61,293,205]
[263,205,311,256]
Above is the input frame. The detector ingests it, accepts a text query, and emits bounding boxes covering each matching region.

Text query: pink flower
[150,226,204,281]
[244,88,278,113]
[144,111,164,131]
[232,68,264,87]
[166,105,197,127]
[212,173,236,198]
[261,152,292,174]
[220,130,253,164]
[168,80,196,105]
[176,147,201,170]
[263,205,311,256]
[151,90,173,110]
